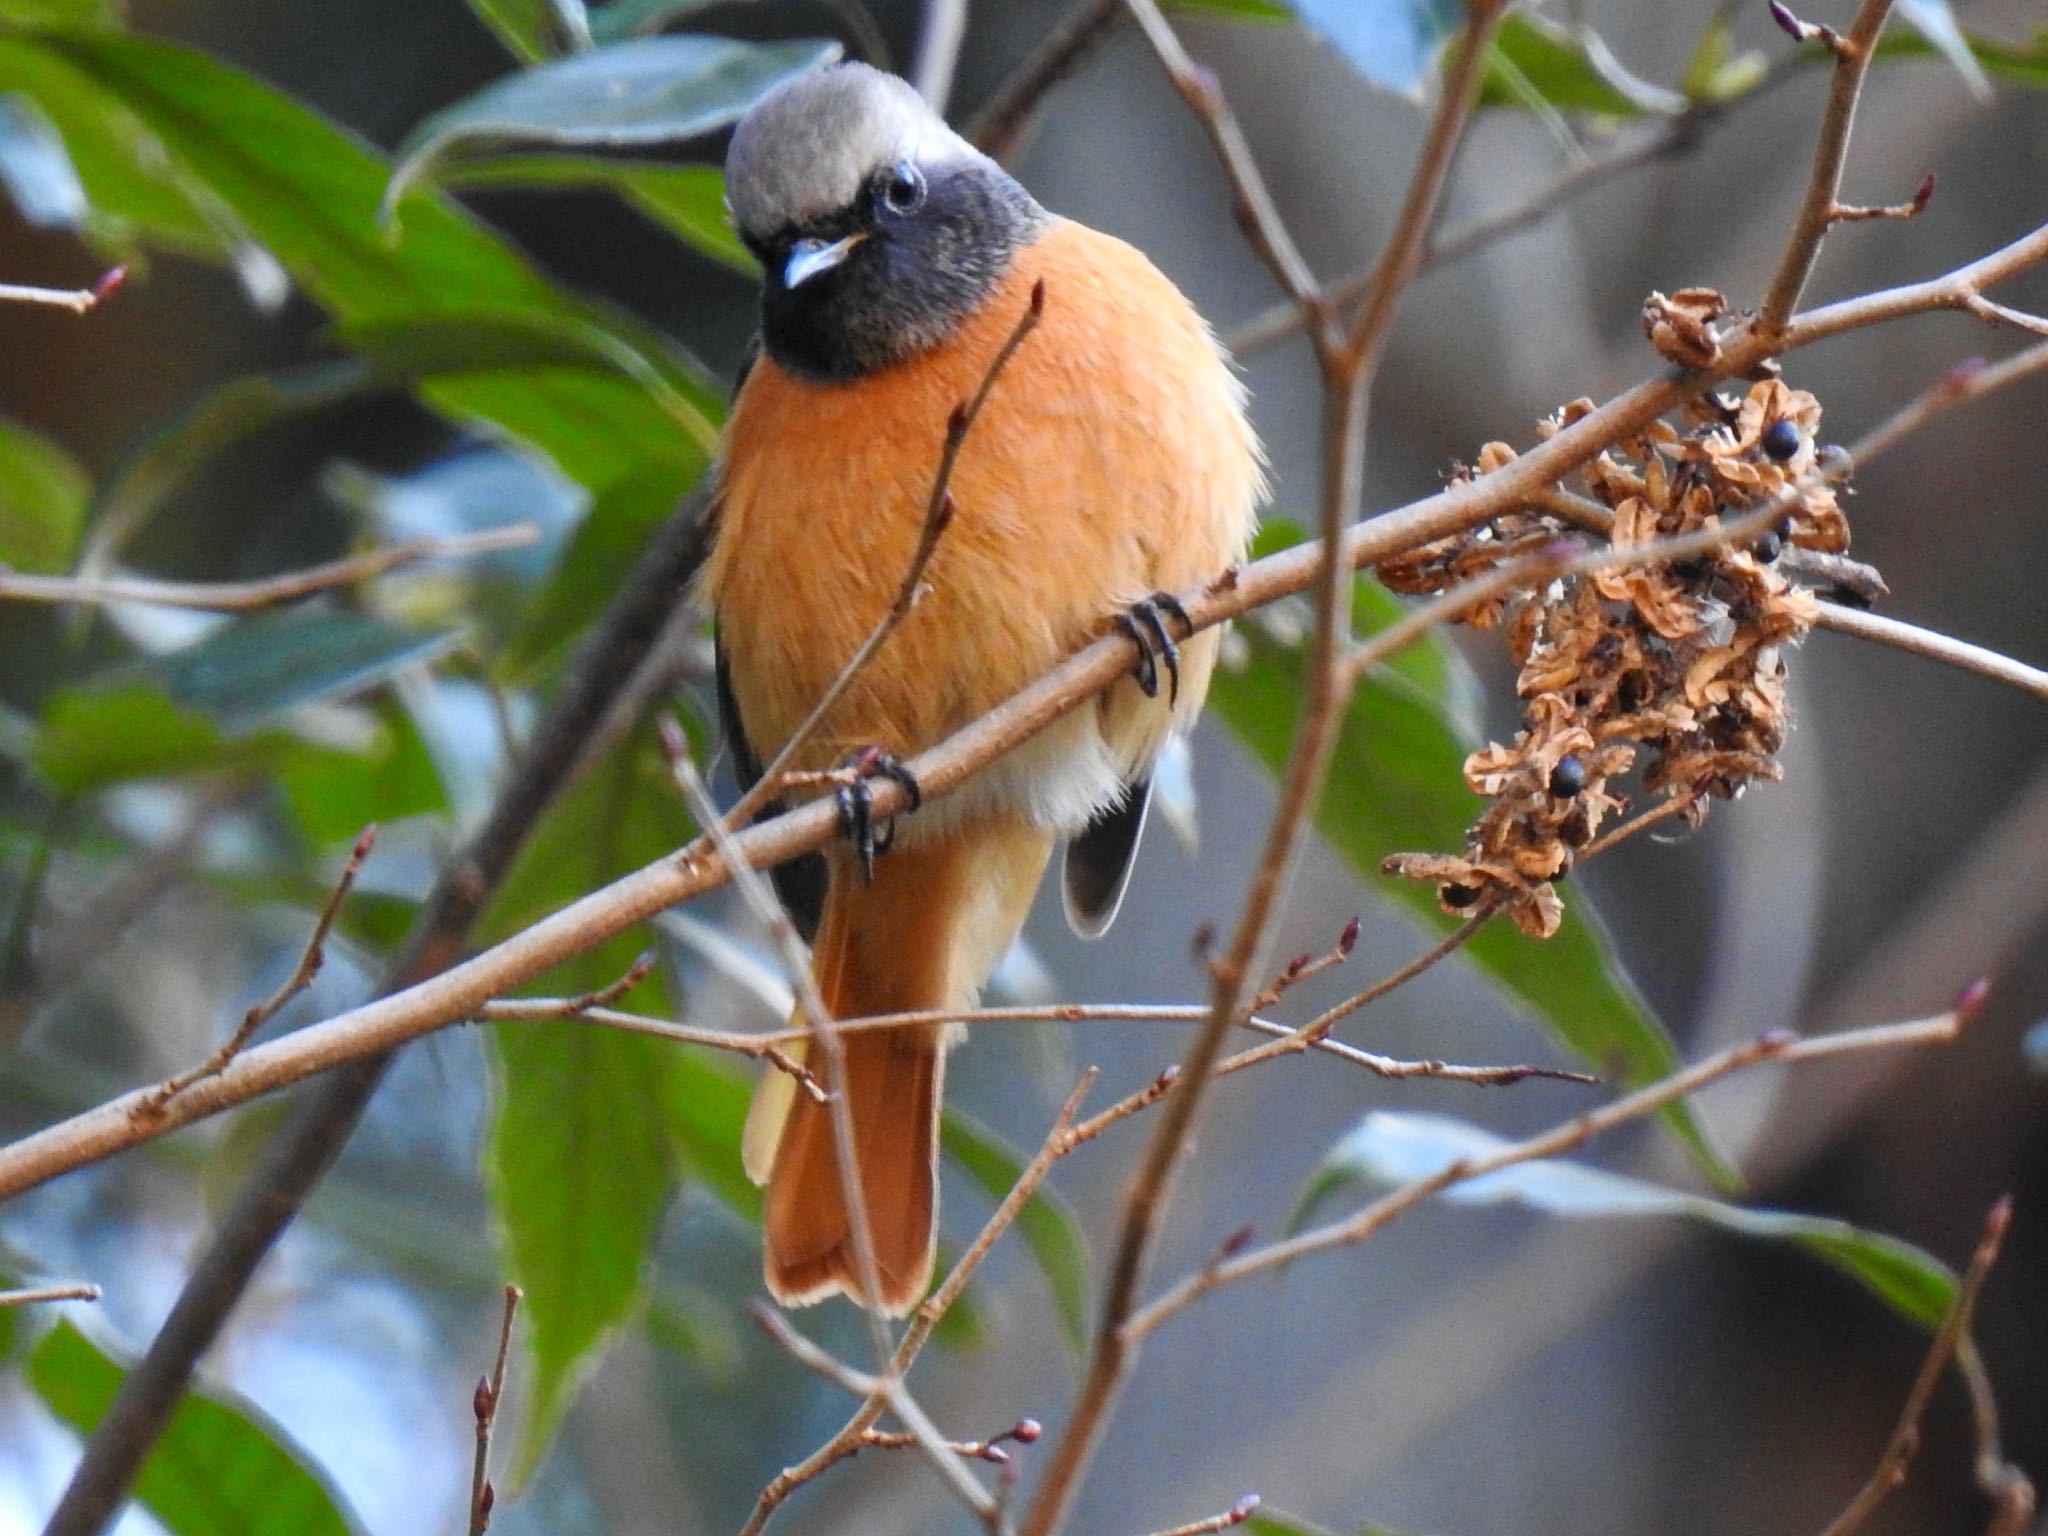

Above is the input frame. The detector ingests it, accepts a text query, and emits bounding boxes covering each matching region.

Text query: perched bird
[702,61,1262,1314]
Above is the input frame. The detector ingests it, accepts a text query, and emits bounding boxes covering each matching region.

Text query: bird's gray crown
[725,61,988,239]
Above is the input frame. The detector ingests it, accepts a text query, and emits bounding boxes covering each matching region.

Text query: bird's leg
[1114,592,1192,706]
[833,745,924,883]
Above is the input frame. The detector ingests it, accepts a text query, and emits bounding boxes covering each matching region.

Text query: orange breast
[701,216,1261,826]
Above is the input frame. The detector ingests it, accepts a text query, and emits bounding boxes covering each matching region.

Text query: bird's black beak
[784,232,866,289]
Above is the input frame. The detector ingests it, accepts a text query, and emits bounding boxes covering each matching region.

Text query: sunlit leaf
[498,467,691,683]
[0,414,89,573]
[1299,1112,1955,1327]
[1871,24,2048,91]
[31,1320,367,1536]
[482,722,698,1480]
[1287,0,1462,97]
[36,686,244,793]
[444,155,751,271]
[384,35,838,216]
[940,1110,1092,1357]
[125,609,458,733]
[0,91,87,227]
[1206,524,1727,1183]
[275,697,447,845]
[1895,0,1991,97]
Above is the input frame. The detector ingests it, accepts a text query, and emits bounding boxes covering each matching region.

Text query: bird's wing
[1061,775,1152,939]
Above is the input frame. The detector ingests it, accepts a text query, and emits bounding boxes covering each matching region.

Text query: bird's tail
[743,820,1051,1315]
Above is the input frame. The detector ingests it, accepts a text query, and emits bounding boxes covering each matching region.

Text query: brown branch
[9,220,2048,1211]
[1757,1,1897,333]
[968,0,1121,161]
[141,825,377,1113]
[1021,13,1507,1534]
[1125,997,1976,1341]
[0,266,124,314]
[0,1282,101,1307]
[1817,1196,2012,1536]
[468,1284,521,1536]
[0,525,540,611]
[719,281,1044,834]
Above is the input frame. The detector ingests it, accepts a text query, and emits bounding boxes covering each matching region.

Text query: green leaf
[0,28,716,499]
[1207,526,1726,1182]
[1169,0,1293,20]
[1245,1515,1340,1536]
[36,685,244,793]
[1480,14,1675,118]
[587,0,723,45]
[465,0,591,64]
[481,723,697,1479]
[0,0,113,23]
[383,35,838,216]
[1299,1112,1956,1328]
[0,414,89,572]
[337,309,717,448]
[939,1110,1092,1357]
[275,696,447,845]
[658,1048,759,1221]
[31,1319,366,1536]
[499,467,688,682]
[129,609,459,733]
[444,155,751,271]
[1872,24,2048,91]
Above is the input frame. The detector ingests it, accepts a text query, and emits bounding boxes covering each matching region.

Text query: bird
[701,60,1262,1315]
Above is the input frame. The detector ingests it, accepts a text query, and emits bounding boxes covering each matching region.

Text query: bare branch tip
[1953,975,1991,1023]
[90,265,128,305]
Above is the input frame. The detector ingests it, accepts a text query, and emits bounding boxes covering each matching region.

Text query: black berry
[1754,530,1783,563]
[1761,418,1802,461]
[1440,881,1481,909]
[1548,754,1587,798]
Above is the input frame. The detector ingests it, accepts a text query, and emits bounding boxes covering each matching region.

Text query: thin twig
[1814,602,2048,703]
[658,726,893,1370]
[1817,1196,2012,1536]
[0,1283,101,1307]
[141,825,377,1113]
[1126,996,1977,1340]
[1136,1496,1261,1536]
[0,526,540,612]
[719,282,1045,835]
[747,1305,1003,1527]
[1963,294,2048,341]
[1844,341,2048,467]
[1120,0,1334,353]
[739,1074,1093,1536]
[0,267,125,314]
[9,220,2048,1206]
[468,1284,522,1536]
[1021,12,1508,1534]
[1757,0,1895,332]
[969,0,1121,161]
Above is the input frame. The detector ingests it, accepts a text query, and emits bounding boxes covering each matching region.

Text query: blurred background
[0,1,2043,1533]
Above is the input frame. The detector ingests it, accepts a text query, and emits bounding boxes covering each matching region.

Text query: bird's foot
[1114,592,1192,706]
[832,746,923,883]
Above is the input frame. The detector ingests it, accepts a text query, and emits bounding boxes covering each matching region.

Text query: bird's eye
[882,161,926,214]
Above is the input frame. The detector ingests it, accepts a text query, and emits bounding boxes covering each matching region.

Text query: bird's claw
[833,747,923,882]
[1115,592,1191,706]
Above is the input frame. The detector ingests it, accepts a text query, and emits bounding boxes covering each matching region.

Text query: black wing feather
[1062,777,1152,940]
[715,625,826,942]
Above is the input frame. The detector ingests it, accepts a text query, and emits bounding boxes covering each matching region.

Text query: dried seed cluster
[1375,379,1861,938]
